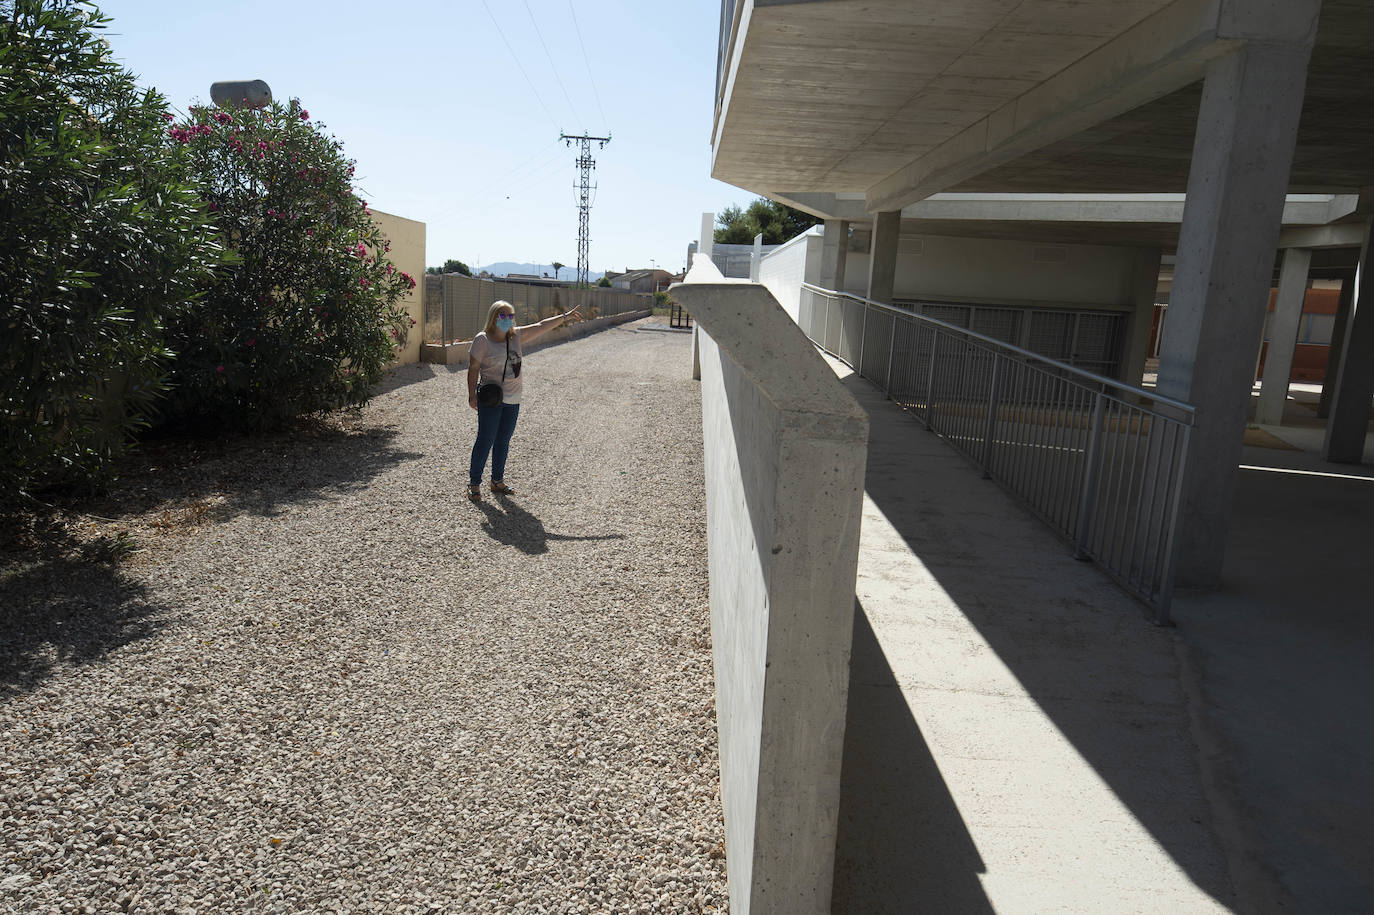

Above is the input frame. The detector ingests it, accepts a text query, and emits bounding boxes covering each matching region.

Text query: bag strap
[501,333,509,384]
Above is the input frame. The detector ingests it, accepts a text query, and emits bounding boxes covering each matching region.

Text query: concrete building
[712,0,1373,587]
[687,0,1374,910]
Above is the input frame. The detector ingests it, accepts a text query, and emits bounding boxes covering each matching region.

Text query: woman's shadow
[473,495,624,554]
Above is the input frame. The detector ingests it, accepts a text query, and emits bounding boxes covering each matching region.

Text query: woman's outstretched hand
[468,392,478,411]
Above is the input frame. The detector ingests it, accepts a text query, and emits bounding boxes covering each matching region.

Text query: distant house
[609,268,673,294]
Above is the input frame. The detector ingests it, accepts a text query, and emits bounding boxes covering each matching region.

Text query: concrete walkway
[826,356,1238,913]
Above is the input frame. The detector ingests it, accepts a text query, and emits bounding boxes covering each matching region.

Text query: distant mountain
[477,262,605,283]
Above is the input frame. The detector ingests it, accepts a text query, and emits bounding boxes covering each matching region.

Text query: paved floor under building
[826,355,1374,914]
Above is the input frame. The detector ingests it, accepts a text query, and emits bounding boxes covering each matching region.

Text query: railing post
[823,293,833,354]
[441,278,450,345]
[924,329,939,431]
[980,353,1002,479]
[858,300,869,378]
[1074,389,1109,559]
[884,313,898,398]
[1154,423,1192,626]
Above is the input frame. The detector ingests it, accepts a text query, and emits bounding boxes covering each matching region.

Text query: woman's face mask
[496,315,514,333]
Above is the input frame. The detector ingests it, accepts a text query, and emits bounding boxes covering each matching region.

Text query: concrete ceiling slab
[714,0,1374,209]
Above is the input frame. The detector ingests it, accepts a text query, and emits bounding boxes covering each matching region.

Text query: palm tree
[551,261,565,281]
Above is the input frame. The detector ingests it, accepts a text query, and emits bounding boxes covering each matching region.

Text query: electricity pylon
[560,132,610,303]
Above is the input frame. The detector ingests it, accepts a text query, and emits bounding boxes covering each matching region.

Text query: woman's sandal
[467,484,482,502]
[490,480,515,496]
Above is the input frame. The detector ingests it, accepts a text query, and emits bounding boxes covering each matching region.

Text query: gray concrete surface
[830,353,1374,912]
[672,260,868,914]
[826,353,1236,913]
[1175,386,1374,912]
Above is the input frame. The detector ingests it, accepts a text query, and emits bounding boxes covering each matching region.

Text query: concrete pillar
[700,212,715,258]
[819,220,850,291]
[1255,247,1312,425]
[866,211,900,304]
[1154,39,1315,588]
[1318,267,1357,418]
[1324,219,1374,463]
[749,232,763,283]
[1122,247,1162,384]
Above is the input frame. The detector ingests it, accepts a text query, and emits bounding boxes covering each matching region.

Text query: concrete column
[749,232,763,283]
[700,212,715,258]
[1324,219,1374,463]
[1318,267,1357,418]
[866,211,900,304]
[1154,39,1314,588]
[819,220,850,291]
[1122,247,1162,385]
[1255,247,1312,425]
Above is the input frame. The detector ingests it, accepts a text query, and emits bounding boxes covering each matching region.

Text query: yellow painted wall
[370,209,426,364]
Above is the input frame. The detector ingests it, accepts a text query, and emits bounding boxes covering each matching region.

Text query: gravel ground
[0,316,727,913]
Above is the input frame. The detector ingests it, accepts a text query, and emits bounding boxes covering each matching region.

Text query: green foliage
[161,99,416,432]
[426,258,471,276]
[714,197,817,245]
[0,0,221,502]
[551,261,565,279]
[596,276,612,288]
[653,290,672,306]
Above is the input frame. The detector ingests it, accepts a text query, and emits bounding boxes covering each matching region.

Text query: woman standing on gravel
[466,299,580,501]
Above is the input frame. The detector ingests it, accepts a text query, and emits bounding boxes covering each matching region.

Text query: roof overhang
[712,0,1369,214]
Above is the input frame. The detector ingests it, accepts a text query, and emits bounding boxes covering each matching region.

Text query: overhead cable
[567,0,610,134]
[481,0,561,132]
[523,0,584,131]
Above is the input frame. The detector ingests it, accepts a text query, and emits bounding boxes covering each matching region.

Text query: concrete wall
[758,229,822,321]
[371,209,426,364]
[840,233,1147,309]
[417,308,651,366]
[670,257,868,915]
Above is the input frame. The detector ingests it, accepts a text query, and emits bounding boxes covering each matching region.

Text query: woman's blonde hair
[483,300,517,337]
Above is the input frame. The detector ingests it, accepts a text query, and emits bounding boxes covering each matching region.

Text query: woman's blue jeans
[470,402,520,486]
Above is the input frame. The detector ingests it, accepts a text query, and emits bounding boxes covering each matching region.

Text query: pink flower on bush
[208,201,218,212]
[400,272,415,289]
[216,365,225,373]
[161,112,174,122]
[246,338,256,347]
[385,263,394,275]
[299,109,310,120]
[359,277,370,287]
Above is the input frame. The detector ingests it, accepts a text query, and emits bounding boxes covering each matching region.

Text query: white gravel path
[1,316,726,913]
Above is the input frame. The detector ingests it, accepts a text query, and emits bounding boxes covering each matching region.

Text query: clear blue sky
[99,0,755,275]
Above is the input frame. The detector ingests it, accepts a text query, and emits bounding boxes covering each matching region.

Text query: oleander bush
[161,99,416,432]
[0,0,220,504]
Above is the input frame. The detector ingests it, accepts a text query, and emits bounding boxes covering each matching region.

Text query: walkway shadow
[473,496,624,555]
[837,369,1238,910]
[0,546,169,697]
[832,600,992,913]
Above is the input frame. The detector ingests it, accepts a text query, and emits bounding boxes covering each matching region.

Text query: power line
[560,132,610,299]
[481,0,560,132]
[567,0,610,135]
[523,0,583,131]
[427,139,564,223]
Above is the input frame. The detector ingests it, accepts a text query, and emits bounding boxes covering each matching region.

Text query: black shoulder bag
[476,334,510,408]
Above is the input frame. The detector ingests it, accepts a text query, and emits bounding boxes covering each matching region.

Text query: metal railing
[800,284,1195,622]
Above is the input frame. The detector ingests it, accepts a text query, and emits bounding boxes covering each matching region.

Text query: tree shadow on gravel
[104,417,423,526]
[473,497,625,555]
[0,540,169,697]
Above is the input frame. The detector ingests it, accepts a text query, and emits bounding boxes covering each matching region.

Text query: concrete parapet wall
[418,309,650,366]
[670,257,868,914]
